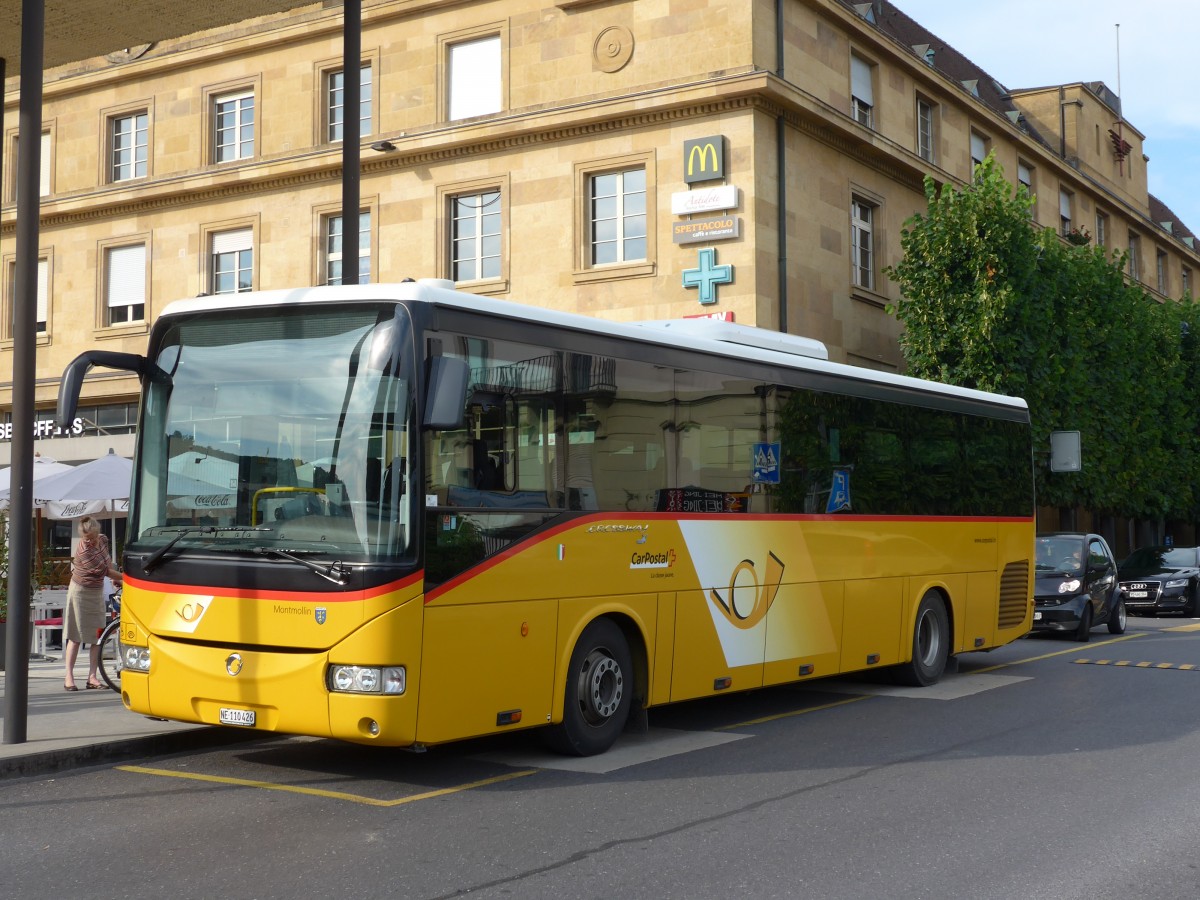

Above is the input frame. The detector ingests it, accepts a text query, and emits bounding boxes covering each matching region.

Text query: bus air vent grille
[998,559,1031,628]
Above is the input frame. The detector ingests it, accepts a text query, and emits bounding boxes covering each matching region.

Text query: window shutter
[448,36,501,120]
[107,244,146,308]
[39,131,51,195]
[971,132,986,162]
[850,55,873,104]
[1059,190,1071,220]
[36,258,48,323]
[1018,162,1031,186]
[211,228,252,255]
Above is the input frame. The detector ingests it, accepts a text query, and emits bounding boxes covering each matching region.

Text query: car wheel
[1107,595,1127,634]
[1073,603,1093,642]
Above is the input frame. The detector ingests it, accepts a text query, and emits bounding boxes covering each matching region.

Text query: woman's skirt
[64,581,106,645]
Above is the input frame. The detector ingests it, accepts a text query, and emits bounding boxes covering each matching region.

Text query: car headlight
[122,646,151,671]
[1059,579,1081,593]
[327,664,405,695]
[1166,579,1189,590]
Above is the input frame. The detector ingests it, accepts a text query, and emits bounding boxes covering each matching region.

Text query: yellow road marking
[117,764,536,807]
[1181,664,1196,670]
[1136,661,1152,667]
[972,632,1145,674]
[1073,659,1200,672]
[716,694,871,731]
[1163,622,1200,632]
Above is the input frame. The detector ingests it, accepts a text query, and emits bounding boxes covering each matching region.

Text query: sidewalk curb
[0,726,265,781]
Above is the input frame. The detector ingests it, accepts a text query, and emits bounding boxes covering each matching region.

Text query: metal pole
[341,0,361,286]
[4,0,46,745]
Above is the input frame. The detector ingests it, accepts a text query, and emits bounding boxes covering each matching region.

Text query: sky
[892,0,1200,234]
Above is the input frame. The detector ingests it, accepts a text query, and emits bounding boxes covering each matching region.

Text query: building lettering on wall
[672,215,741,244]
[683,135,726,184]
[0,417,84,442]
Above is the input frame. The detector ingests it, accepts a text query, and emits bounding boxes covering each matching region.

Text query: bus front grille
[998,560,1031,629]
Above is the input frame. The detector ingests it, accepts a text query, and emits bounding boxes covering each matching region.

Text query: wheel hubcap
[578,649,623,724]
[916,609,941,667]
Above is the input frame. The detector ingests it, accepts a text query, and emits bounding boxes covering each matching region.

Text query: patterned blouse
[72,534,112,589]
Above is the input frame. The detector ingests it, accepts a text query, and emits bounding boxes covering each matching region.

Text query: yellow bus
[58,280,1033,755]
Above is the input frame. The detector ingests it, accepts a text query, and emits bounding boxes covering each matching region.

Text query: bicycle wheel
[97,619,123,692]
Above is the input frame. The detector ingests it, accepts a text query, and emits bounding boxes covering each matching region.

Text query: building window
[970,131,988,170]
[210,228,253,294]
[326,64,372,143]
[1095,211,1108,247]
[6,257,49,336]
[850,54,875,128]
[1017,161,1033,194]
[213,91,255,162]
[1157,250,1168,294]
[450,191,502,282]
[589,168,647,266]
[1059,189,1072,235]
[323,211,371,285]
[851,197,876,290]
[1183,267,1191,296]
[6,130,52,200]
[448,35,501,120]
[916,96,935,162]
[105,245,146,325]
[109,111,148,182]
[1127,233,1141,282]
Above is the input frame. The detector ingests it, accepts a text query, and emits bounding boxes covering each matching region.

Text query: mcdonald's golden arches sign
[683,135,726,184]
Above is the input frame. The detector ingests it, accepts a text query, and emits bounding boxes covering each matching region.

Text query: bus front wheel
[544,618,632,757]
[894,591,949,687]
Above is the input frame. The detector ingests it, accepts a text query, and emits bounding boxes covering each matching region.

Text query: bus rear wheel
[894,591,949,687]
[544,618,632,757]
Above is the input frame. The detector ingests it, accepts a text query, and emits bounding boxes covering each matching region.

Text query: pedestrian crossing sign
[752,442,781,483]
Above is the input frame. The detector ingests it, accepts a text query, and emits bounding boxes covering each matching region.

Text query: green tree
[886,154,1200,521]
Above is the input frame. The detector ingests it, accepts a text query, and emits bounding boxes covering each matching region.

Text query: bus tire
[894,591,949,687]
[544,618,632,757]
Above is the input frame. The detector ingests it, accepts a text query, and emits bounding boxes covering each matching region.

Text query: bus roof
[157,279,1027,412]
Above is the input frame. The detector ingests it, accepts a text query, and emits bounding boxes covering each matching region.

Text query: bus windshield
[130,304,414,563]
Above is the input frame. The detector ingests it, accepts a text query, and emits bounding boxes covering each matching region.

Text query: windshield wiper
[143,525,272,573]
[254,547,350,586]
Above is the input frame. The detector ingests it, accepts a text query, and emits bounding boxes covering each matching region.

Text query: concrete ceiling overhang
[0,0,320,74]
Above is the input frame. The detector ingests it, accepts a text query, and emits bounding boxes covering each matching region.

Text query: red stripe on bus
[423,511,1034,603]
[122,570,423,604]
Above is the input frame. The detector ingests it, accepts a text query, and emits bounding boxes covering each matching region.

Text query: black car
[1033,533,1126,641]
[1118,546,1200,617]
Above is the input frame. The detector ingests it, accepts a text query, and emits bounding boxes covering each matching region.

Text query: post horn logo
[708,551,785,630]
[225,653,244,677]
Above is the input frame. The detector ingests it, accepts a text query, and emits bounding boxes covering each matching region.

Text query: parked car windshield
[1035,536,1084,575]
[1122,546,1198,569]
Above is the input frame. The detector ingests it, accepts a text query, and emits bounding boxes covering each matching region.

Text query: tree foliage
[886,154,1200,520]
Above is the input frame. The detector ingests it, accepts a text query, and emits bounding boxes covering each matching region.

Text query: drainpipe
[775,0,788,334]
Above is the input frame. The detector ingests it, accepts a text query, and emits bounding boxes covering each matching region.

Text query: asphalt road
[4,615,1200,899]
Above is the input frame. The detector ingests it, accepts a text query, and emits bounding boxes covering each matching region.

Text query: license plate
[219,707,256,727]
[1033,612,1042,620]
[1128,591,1148,598]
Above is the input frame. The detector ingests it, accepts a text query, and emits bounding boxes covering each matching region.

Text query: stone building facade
[2,0,1196,466]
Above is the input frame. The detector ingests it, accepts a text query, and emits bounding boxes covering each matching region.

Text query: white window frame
[110,111,148,182]
[210,228,254,294]
[1095,211,1108,247]
[1157,250,1168,294]
[450,190,502,283]
[212,90,255,163]
[324,211,372,285]
[916,97,934,162]
[105,244,146,326]
[448,35,501,120]
[1059,189,1073,236]
[851,197,876,291]
[326,64,373,143]
[1128,233,1141,282]
[851,54,874,129]
[588,168,647,267]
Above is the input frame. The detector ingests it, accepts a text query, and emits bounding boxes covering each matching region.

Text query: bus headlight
[327,665,405,695]
[123,646,151,671]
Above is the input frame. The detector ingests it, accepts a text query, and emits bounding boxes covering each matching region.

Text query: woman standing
[64,516,121,691]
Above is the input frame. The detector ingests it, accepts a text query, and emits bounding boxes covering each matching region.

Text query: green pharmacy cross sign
[682,247,733,305]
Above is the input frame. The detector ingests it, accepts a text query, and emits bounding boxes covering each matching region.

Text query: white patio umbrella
[31,448,133,510]
[0,454,74,510]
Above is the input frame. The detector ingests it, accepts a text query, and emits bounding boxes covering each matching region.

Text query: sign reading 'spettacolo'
[672,216,741,244]
[671,185,738,215]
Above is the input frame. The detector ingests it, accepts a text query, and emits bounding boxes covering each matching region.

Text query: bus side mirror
[57,350,154,430]
[423,357,470,430]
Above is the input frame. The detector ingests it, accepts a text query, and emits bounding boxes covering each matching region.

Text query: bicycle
[96,588,123,692]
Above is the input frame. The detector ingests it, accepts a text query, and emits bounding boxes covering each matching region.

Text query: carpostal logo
[630,549,676,570]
